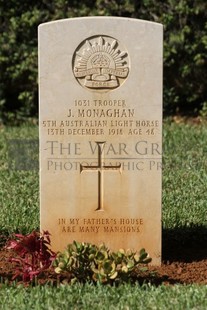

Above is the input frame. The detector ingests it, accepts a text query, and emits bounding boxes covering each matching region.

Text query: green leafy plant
[6,230,56,282]
[199,102,207,119]
[54,241,151,284]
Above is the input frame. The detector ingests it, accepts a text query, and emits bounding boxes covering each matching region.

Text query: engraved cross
[80,141,121,211]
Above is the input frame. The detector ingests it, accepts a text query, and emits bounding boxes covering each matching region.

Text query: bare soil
[0,228,206,286]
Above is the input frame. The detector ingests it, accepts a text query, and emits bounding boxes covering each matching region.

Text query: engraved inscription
[41,99,160,137]
[58,218,144,234]
[73,36,129,90]
[80,141,121,211]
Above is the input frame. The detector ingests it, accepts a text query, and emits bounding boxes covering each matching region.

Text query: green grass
[0,283,207,310]
[0,121,207,309]
[0,122,206,234]
[162,121,207,229]
[0,125,39,234]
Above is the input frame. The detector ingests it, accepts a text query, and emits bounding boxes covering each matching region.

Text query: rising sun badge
[72,36,129,91]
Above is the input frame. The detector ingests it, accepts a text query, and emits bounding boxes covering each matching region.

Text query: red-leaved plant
[6,230,56,282]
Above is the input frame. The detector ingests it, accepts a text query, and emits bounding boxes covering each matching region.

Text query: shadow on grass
[1,226,207,263]
[162,225,207,263]
[1,227,206,286]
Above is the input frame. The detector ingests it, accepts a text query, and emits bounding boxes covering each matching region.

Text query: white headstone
[39,17,163,265]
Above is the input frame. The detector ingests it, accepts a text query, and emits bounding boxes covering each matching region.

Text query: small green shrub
[199,102,207,118]
[54,241,151,284]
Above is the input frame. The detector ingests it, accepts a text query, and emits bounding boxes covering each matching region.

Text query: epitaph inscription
[39,17,163,265]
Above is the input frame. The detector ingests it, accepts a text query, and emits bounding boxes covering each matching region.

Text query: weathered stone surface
[39,17,163,264]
